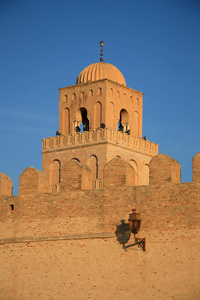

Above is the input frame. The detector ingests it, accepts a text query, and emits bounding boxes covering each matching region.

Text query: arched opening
[81,107,89,131]
[75,107,89,132]
[118,109,130,133]
[63,107,70,134]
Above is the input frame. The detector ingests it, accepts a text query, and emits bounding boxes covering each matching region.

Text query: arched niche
[129,159,138,185]
[134,111,139,137]
[50,160,61,186]
[72,93,76,100]
[98,87,102,95]
[88,155,98,182]
[95,102,102,128]
[89,90,93,97]
[63,107,70,134]
[143,164,149,185]
[109,102,114,129]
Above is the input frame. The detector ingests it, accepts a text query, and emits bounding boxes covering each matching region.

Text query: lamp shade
[128,209,141,234]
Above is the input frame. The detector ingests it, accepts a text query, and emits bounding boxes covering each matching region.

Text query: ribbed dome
[76,62,126,86]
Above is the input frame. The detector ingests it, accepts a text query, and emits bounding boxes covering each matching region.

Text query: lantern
[128,209,141,235]
[115,209,146,251]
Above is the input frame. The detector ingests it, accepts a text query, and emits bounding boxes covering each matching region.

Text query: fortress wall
[1,230,200,300]
[1,153,200,299]
[1,182,200,240]
[0,182,200,299]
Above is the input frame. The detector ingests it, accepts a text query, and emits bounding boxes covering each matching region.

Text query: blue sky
[0,0,200,195]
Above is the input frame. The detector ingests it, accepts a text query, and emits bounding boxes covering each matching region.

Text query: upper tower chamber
[58,58,143,137]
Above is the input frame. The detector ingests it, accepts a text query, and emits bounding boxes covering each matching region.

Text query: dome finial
[100,41,104,62]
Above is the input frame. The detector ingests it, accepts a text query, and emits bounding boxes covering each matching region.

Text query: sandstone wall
[1,181,200,300]
[1,153,200,299]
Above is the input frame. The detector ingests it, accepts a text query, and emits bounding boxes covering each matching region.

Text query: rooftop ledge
[42,128,159,156]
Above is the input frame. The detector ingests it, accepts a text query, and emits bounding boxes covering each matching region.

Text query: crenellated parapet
[42,128,159,156]
[0,172,13,196]
[193,152,200,182]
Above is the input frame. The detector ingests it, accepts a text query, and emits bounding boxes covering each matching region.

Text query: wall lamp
[115,209,146,251]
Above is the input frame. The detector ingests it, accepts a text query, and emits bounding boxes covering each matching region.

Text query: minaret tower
[42,42,158,191]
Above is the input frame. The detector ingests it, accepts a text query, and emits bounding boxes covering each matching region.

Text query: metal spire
[100,41,104,62]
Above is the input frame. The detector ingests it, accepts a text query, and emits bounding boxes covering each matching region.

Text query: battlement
[42,128,159,156]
